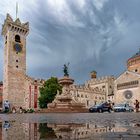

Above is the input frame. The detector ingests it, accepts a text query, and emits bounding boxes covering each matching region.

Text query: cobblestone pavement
[1,112,140,140]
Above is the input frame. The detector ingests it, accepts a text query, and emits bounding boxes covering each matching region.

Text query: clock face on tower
[14,43,22,52]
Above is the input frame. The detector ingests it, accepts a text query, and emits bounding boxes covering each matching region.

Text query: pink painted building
[0,82,3,108]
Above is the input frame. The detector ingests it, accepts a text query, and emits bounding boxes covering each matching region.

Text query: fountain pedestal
[47,76,87,113]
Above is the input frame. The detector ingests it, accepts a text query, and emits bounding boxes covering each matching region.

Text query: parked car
[113,103,134,112]
[89,102,112,113]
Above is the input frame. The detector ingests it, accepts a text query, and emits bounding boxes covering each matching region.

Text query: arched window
[15,35,20,43]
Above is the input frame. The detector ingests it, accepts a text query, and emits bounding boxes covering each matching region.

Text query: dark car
[89,102,112,113]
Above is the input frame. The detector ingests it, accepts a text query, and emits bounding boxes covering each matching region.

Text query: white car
[113,104,134,112]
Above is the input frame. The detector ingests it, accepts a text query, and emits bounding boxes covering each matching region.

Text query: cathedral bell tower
[1,14,29,108]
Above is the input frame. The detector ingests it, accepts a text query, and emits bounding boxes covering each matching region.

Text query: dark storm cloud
[0,0,140,83]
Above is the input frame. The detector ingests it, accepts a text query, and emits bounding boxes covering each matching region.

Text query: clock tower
[1,14,29,108]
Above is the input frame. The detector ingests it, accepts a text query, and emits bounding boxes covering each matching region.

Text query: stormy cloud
[0,0,140,84]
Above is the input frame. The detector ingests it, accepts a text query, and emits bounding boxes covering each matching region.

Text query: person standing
[19,107,23,113]
[4,100,10,113]
[106,101,112,113]
[135,100,139,112]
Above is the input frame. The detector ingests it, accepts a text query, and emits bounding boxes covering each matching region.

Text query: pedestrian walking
[107,101,112,113]
[12,106,16,113]
[134,99,139,112]
[19,107,23,113]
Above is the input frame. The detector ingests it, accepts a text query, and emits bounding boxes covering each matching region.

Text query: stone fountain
[47,64,87,112]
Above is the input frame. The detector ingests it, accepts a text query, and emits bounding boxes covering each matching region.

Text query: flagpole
[16,2,18,19]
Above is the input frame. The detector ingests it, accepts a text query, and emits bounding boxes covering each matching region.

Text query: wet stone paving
[0,112,140,140]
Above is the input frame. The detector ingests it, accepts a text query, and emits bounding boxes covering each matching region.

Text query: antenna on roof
[16,2,18,19]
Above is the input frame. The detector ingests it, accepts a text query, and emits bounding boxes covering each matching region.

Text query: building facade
[114,50,140,106]
[70,72,115,108]
[86,71,115,103]
[70,84,106,108]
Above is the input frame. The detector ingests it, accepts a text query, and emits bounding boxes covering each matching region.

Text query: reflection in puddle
[3,121,10,131]
[1,121,140,139]
[39,123,56,139]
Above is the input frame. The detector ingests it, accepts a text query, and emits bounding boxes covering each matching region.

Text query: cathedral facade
[114,50,140,106]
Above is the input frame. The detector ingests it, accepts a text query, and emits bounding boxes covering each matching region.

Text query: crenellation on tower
[2,14,29,36]
[86,75,115,85]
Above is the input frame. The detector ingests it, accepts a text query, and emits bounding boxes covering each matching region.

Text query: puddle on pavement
[1,120,140,140]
